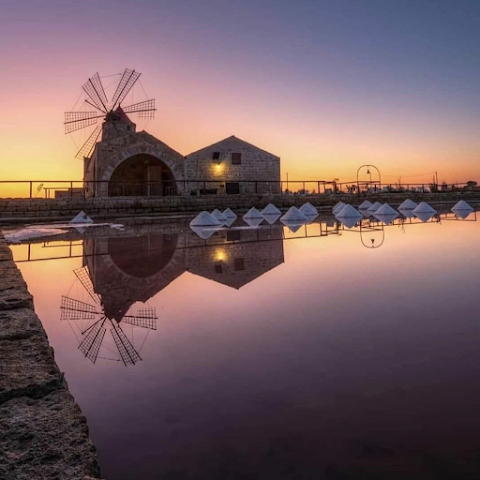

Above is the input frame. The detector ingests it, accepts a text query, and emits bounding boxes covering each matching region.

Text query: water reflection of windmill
[61,266,157,366]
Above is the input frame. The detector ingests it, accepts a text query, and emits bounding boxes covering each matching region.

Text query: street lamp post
[356,165,381,195]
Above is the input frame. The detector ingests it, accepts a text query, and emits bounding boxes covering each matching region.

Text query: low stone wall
[0,233,103,479]
[0,192,479,224]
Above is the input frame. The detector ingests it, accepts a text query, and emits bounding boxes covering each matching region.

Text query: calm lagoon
[10,210,480,479]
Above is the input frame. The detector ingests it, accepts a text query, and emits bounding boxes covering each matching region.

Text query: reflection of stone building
[84,225,284,320]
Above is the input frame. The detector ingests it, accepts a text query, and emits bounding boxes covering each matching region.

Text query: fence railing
[0,179,476,199]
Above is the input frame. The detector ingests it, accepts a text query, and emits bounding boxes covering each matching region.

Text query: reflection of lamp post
[356,165,381,195]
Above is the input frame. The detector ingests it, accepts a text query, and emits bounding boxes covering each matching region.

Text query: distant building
[84,109,280,197]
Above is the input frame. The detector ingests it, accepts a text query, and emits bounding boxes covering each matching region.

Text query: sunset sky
[2,0,480,194]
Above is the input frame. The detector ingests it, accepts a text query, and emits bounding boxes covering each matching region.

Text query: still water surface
[10,211,480,479]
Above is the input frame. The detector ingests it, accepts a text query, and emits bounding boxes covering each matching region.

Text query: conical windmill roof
[261,203,281,215]
[367,201,382,212]
[413,202,436,214]
[70,211,93,224]
[223,208,237,219]
[190,211,222,227]
[375,203,397,215]
[211,209,227,223]
[358,200,372,210]
[332,201,346,214]
[280,206,307,223]
[398,199,417,210]
[243,207,264,219]
[336,204,362,218]
[299,203,318,216]
[452,200,473,212]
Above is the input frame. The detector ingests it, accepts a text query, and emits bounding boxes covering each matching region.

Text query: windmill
[60,266,158,366]
[64,69,156,160]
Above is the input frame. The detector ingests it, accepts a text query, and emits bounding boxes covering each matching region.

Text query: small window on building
[212,151,220,161]
[231,153,242,165]
[234,258,245,271]
[214,262,223,274]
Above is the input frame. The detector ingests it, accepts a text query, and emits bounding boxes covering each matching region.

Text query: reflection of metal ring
[359,220,385,249]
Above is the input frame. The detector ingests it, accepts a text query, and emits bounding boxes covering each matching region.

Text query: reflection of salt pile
[4,227,68,244]
[281,206,307,223]
[190,226,220,239]
[224,217,236,227]
[223,208,237,219]
[367,201,382,213]
[261,203,281,215]
[375,203,398,216]
[413,202,437,214]
[282,221,305,233]
[451,200,473,213]
[244,217,264,227]
[332,202,346,214]
[398,199,417,210]
[358,200,372,210]
[414,211,435,223]
[400,209,415,219]
[70,211,93,224]
[374,214,397,225]
[190,211,221,226]
[243,207,264,219]
[211,209,227,224]
[336,204,362,218]
[263,213,280,225]
[299,202,318,216]
[337,216,360,229]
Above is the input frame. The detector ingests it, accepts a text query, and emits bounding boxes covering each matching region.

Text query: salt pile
[261,203,281,215]
[336,204,362,218]
[190,211,222,227]
[413,202,437,214]
[4,227,68,244]
[70,211,93,224]
[243,207,264,219]
[244,217,264,227]
[453,210,472,219]
[299,202,318,216]
[398,199,417,210]
[190,226,220,240]
[358,200,372,210]
[415,211,435,223]
[451,200,473,213]
[211,209,227,223]
[332,202,346,214]
[367,201,382,212]
[263,213,280,225]
[223,208,237,219]
[280,206,307,223]
[375,203,398,216]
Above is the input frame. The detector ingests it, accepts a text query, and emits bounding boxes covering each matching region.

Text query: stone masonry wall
[185,136,281,195]
[0,233,103,479]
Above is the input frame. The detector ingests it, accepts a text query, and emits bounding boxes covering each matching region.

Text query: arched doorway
[108,154,177,196]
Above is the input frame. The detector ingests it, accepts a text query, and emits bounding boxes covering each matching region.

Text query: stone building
[84,110,280,197]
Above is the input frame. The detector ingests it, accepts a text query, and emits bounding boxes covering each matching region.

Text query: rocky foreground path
[0,232,103,480]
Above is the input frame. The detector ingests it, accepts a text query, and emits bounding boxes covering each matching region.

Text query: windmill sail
[64,112,103,134]
[75,126,102,160]
[60,295,97,320]
[123,99,156,119]
[111,69,141,109]
[79,318,106,364]
[73,266,101,302]
[111,322,142,366]
[82,72,108,112]
[123,307,158,330]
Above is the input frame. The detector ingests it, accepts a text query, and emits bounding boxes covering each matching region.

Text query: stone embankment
[1,192,479,224]
[0,233,102,479]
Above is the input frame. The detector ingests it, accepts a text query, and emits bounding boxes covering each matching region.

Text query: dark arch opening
[108,154,177,196]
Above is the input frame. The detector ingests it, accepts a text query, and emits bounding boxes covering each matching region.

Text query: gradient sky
[2,0,480,193]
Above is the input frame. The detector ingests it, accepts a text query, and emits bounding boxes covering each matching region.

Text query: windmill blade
[111,69,141,109]
[82,73,109,113]
[75,126,102,160]
[60,295,98,321]
[123,307,158,330]
[73,266,101,302]
[111,321,142,366]
[64,112,103,134]
[122,99,156,119]
[79,318,106,364]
